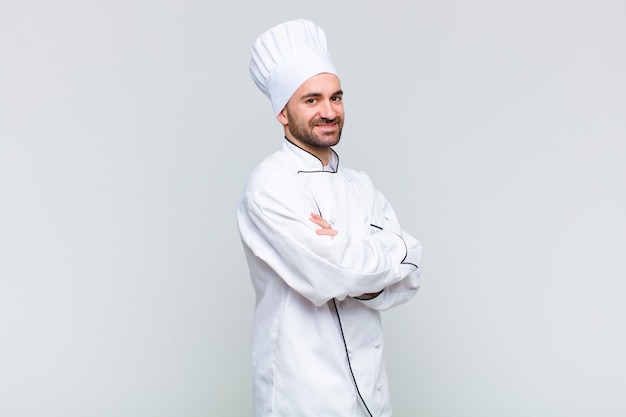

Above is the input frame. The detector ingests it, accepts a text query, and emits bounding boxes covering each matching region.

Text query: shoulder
[240,150,313,211]
[242,150,294,190]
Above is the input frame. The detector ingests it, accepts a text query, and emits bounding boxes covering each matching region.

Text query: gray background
[1,0,625,416]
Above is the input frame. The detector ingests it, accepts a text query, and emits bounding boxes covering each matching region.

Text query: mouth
[314,122,338,131]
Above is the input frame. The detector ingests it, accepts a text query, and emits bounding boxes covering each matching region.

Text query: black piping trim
[313,200,322,217]
[372,225,418,269]
[332,299,374,417]
[396,233,419,269]
[355,289,384,300]
[298,169,336,174]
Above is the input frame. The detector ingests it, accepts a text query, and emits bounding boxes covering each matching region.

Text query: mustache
[312,116,342,126]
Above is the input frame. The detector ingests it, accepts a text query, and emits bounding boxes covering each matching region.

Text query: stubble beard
[287,112,343,150]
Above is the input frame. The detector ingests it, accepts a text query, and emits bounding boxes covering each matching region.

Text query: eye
[332,95,343,102]
[306,98,317,104]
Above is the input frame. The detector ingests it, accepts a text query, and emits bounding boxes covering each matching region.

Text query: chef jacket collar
[283,137,339,173]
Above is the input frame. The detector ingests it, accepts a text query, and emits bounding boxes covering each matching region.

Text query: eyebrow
[299,89,344,100]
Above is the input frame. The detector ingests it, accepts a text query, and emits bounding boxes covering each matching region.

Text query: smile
[314,123,337,129]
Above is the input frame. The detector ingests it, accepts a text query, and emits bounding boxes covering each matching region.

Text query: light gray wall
[1,1,624,416]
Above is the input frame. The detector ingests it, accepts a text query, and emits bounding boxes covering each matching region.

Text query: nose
[319,99,338,120]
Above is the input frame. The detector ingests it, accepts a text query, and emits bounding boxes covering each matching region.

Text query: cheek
[301,112,318,125]
[289,108,313,123]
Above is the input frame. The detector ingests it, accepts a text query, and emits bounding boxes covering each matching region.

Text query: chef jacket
[237,138,422,417]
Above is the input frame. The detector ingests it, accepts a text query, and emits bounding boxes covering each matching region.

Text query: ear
[276,107,289,126]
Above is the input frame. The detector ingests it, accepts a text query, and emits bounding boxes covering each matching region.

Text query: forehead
[294,73,342,97]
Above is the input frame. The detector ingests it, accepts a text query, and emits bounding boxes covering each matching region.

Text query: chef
[237,18,422,417]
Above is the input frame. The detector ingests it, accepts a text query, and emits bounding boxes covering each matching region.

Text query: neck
[285,135,331,165]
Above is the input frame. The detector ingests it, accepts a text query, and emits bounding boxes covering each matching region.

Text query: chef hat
[249,18,338,116]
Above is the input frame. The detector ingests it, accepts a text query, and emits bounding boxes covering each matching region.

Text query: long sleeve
[238,181,419,307]
[355,190,422,311]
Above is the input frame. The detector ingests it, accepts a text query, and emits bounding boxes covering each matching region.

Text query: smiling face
[277,73,344,165]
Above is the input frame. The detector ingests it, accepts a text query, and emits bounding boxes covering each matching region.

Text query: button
[377,382,383,391]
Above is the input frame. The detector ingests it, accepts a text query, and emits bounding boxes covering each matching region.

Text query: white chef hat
[249,18,338,116]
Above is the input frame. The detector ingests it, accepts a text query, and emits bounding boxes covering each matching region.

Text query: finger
[309,215,331,229]
[315,228,338,237]
[310,219,329,230]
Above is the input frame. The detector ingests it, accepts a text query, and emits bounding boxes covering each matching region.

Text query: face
[277,73,344,161]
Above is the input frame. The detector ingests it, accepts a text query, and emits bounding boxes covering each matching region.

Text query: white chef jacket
[237,139,422,417]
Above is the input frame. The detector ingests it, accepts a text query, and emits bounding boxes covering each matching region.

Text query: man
[237,19,422,417]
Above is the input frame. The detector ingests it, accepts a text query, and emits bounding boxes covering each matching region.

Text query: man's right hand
[309,212,338,237]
